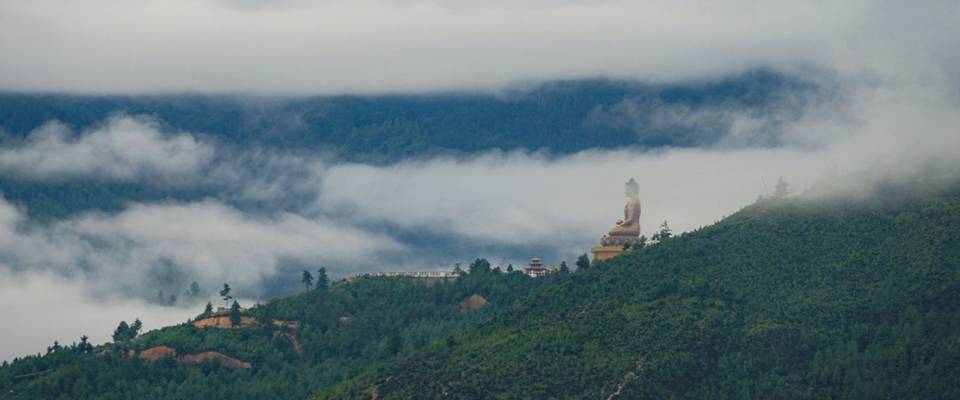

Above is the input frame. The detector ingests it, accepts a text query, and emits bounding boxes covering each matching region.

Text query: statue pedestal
[591,246,625,261]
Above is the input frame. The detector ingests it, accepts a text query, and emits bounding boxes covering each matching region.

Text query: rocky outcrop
[192,315,256,328]
[138,346,177,361]
[272,319,302,330]
[459,294,489,312]
[178,352,251,369]
[272,331,303,355]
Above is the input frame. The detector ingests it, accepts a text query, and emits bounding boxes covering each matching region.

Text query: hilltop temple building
[592,178,641,261]
[524,257,555,277]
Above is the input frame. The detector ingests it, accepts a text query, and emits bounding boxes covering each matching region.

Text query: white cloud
[317,148,819,247]
[0,196,404,299]
[0,1,956,94]
[0,266,196,363]
[314,78,960,252]
[0,116,214,182]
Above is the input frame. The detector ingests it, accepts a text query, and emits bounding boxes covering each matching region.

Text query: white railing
[358,271,458,278]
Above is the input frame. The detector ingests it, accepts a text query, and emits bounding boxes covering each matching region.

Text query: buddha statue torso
[609,195,641,237]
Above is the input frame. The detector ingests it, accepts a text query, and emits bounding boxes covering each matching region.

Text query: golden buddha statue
[600,178,641,246]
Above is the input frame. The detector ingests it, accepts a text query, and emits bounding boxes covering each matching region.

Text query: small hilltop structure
[345,271,459,286]
[592,178,642,261]
[524,257,556,277]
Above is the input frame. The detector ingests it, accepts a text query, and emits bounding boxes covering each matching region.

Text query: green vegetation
[322,185,960,399]
[0,263,545,399]
[3,182,960,399]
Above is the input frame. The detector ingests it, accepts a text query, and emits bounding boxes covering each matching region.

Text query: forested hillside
[322,182,960,399]
[0,265,546,399]
[3,180,959,399]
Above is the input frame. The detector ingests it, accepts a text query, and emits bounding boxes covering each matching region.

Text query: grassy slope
[321,189,960,399]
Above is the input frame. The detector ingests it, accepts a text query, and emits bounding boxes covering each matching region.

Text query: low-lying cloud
[0,195,404,303]
[0,116,214,183]
[0,266,197,363]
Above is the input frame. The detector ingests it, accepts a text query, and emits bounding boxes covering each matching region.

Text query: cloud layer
[0,116,214,182]
[0,1,957,94]
[0,266,196,363]
[0,195,404,302]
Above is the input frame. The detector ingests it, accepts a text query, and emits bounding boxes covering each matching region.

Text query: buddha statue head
[624,177,639,198]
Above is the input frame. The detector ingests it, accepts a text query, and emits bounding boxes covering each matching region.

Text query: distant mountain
[0,70,817,164]
[5,180,957,399]
[0,70,821,222]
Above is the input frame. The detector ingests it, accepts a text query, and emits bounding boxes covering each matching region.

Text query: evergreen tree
[229,300,242,327]
[469,258,491,275]
[559,261,570,274]
[111,319,141,344]
[658,220,672,241]
[130,319,142,337]
[302,270,314,292]
[317,267,329,289]
[506,264,514,273]
[576,254,590,271]
[77,335,92,353]
[219,283,233,309]
[203,302,213,317]
[633,235,648,250]
[189,281,201,298]
[112,321,130,343]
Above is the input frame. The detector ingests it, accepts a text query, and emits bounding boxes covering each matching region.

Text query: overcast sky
[1,0,959,362]
[0,0,956,94]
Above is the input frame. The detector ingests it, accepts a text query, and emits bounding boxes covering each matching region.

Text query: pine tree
[633,235,648,250]
[658,220,672,241]
[576,253,591,271]
[78,335,92,353]
[302,270,314,292]
[203,302,213,317]
[469,258,491,274]
[130,319,142,337]
[316,267,329,289]
[219,283,233,309]
[559,261,570,274]
[112,321,130,343]
[229,300,242,327]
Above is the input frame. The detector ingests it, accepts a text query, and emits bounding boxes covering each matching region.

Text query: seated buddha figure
[608,178,641,237]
